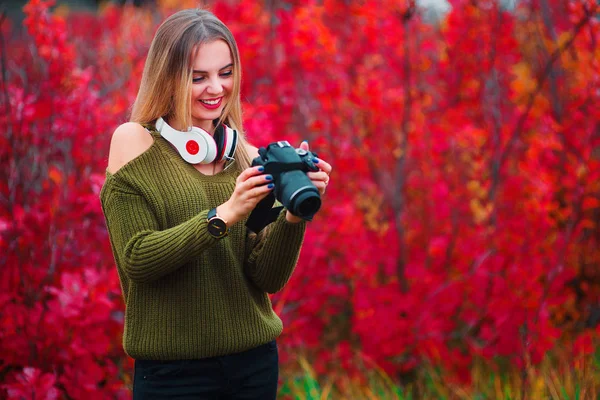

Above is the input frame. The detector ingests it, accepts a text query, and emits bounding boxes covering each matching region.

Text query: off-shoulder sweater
[99,127,306,360]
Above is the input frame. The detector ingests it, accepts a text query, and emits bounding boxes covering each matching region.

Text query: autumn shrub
[1,0,599,397]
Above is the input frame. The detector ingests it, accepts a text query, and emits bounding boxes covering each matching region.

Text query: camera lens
[289,188,321,219]
[277,170,322,220]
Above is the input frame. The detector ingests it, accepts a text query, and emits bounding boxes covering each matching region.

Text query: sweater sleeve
[245,210,307,294]
[100,182,218,284]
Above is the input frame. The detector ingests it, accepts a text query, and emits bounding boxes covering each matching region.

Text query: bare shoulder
[107,122,155,174]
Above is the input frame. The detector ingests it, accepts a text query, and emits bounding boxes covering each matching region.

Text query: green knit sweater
[99,127,306,360]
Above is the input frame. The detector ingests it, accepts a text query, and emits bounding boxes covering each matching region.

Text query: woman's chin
[194,105,225,120]
[193,112,221,128]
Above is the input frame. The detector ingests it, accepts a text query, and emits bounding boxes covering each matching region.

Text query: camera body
[251,141,321,221]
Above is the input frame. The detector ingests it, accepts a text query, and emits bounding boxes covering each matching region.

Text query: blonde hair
[130,8,252,169]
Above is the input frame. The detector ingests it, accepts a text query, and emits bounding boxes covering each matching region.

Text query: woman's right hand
[216,166,274,226]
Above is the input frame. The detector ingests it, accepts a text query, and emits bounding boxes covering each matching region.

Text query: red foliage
[1,0,599,396]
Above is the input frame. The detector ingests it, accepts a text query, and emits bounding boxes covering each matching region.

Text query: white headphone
[156,117,238,164]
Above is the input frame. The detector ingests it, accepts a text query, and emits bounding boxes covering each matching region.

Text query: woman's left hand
[286,140,332,223]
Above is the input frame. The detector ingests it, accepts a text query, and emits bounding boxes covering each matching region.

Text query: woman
[100,8,332,399]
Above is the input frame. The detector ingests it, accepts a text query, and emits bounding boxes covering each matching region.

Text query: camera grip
[246,192,284,234]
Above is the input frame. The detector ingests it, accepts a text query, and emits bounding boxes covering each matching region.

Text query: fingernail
[313,158,320,163]
[257,166,264,172]
[265,175,273,181]
[268,183,274,189]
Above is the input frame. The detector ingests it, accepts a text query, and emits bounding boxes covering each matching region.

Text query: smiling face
[190,40,234,133]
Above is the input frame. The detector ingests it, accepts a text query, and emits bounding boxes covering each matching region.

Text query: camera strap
[246,193,284,234]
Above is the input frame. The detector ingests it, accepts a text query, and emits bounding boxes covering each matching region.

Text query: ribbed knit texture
[100,127,306,360]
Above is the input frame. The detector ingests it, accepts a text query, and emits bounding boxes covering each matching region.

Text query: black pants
[133,341,279,399]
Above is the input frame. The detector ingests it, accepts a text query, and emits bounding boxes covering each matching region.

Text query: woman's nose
[206,77,223,94]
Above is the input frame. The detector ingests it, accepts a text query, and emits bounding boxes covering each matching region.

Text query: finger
[313,157,332,175]
[311,181,326,191]
[245,173,273,189]
[307,171,329,182]
[246,182,275,199]
[238,166,265,183]
[300,140,309,151]
[312,182,327,196]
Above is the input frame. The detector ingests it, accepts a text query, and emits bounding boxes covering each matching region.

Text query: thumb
[300,140,310,151]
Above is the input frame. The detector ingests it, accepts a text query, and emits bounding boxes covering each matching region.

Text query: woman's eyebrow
[193,63,233,73]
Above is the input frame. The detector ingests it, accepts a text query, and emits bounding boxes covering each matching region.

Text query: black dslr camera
[251,141,321,221]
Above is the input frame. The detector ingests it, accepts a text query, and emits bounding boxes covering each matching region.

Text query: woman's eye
[192,72,231,83]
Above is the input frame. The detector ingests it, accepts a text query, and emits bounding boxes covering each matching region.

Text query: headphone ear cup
[191,127,217,163]
[213,125,226,162]
[174,132,214,164]
[215,124,238,161]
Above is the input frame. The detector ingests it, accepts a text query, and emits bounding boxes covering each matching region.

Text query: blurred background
[1,0,599,398]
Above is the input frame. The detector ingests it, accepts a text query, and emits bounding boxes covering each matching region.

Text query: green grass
[278,348,600,400]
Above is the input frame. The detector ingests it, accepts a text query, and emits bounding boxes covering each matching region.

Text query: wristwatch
[207,208,228,239]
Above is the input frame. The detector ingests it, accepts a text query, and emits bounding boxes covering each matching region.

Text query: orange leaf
[49,167,62,185]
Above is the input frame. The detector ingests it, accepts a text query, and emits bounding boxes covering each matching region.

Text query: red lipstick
[199,97,222,110]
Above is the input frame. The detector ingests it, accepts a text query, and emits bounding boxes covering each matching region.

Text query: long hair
[130,8,252,169]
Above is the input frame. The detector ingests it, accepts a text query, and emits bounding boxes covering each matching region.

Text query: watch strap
[207,207,218,221]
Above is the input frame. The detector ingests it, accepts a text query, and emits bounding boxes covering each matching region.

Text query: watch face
[208,218,228,238]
